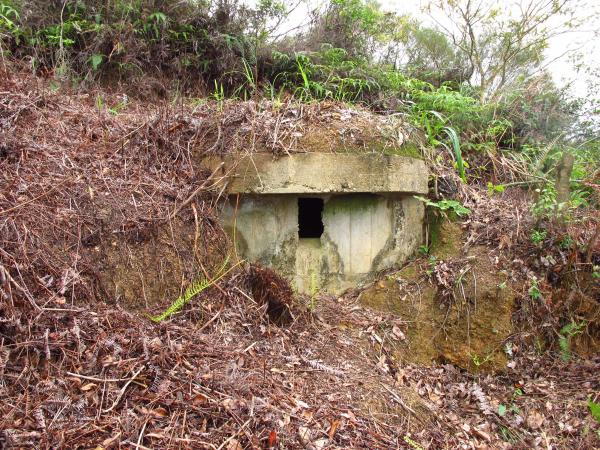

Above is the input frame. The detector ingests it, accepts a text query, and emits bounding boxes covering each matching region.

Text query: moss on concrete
[379,142,423,159]
[325,193,379,215]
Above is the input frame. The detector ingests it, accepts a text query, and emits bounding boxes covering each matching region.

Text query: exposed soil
[359,245,515,372]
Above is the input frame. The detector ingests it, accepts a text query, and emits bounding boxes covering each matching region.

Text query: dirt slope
[1,69,599,449]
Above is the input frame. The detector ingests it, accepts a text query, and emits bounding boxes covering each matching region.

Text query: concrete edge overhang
[203,153,428,195]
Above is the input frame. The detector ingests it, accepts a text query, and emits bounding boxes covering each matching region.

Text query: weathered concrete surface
[221,195,298,278]
[205,153,428,194]
[216,153,428,294]
[221,194,424,294]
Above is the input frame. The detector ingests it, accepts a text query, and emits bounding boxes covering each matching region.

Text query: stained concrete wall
[221,194,424,294]
[205,153,428,195]
[213,153,428,294]
[221,196,298,276]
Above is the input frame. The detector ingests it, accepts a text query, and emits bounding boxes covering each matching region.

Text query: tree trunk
[555,152,575,205]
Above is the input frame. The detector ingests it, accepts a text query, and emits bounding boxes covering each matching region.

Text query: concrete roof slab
[204,153,428,194]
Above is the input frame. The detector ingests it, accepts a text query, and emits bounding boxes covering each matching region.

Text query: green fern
[150,256,230,322]
[558,320,586,361]
[588,397,600,423]
[558,335,571,361]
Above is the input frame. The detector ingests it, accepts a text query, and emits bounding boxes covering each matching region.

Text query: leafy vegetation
[528,277,542,301]
[558,320,586,361]
[589,397,600,435]
[530,229,547,246]
[414,195,471,219]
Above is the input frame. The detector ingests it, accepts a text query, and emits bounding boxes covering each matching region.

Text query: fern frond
[150,254,231,322]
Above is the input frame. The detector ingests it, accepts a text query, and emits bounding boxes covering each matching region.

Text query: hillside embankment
[1,68,599,449]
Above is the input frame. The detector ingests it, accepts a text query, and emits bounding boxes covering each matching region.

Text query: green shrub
[0,0,271,90]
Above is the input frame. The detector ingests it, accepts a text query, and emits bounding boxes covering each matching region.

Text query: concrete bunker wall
[211,153,428,294]
[221,193,424,294]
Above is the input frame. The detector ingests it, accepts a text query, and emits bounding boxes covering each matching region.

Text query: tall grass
[232,58,256,100]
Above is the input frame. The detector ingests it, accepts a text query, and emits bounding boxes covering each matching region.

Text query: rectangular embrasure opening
[298,197,324,238]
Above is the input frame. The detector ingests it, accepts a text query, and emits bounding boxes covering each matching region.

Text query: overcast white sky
[256,0,600,99]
